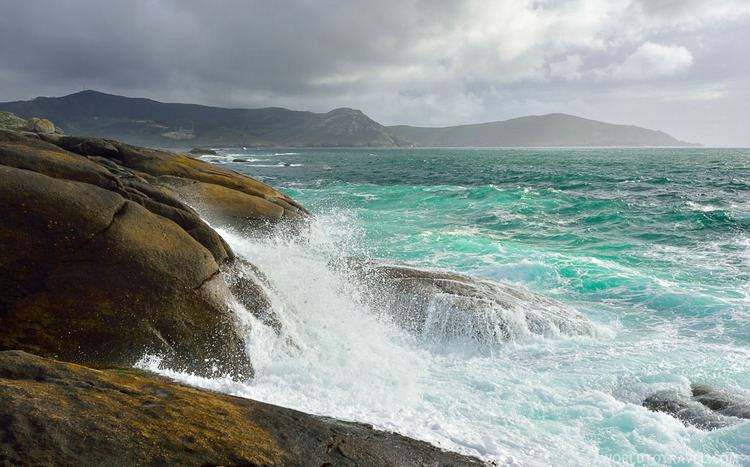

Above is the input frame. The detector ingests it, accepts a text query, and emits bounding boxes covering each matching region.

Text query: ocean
[142,148,750,465]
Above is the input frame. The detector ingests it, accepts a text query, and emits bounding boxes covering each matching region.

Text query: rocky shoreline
[0,351,484,466]
[0,123,485,465]
[4,117,737,464]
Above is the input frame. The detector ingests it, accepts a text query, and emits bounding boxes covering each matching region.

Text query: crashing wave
[338,259,597,345]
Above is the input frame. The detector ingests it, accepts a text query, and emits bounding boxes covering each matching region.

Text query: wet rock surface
[643,383,750,430]
[0,351,485,467]
[343,258,595,344]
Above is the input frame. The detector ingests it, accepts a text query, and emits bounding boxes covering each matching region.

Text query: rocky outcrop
[0,111,26,132]
[643,383,750,430]
[342,259,595,344]
[0,129,310,378]
[0,351,484,466]
[25,117,60,134]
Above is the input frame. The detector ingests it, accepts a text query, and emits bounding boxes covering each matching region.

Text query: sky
[1,0,749,146]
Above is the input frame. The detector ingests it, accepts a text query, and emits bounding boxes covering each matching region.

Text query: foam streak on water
[140,148,750,466]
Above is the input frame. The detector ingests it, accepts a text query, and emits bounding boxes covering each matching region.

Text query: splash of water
[137,213,748,465]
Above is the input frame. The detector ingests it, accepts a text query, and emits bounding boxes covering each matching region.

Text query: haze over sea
[147,147,750,465]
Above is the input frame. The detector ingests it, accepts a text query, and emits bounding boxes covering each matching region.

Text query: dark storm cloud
[1,0,749,145]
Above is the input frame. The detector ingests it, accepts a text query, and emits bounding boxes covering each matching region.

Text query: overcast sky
[1,0,749,145]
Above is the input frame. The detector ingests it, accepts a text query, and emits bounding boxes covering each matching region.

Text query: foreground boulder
[643,383,750,430]
[0,151,249,378]
[342,259,595,344]
[0,351,484,466]
[0,129,311,378]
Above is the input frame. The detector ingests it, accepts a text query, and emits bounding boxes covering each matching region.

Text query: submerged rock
[342,259,595,344]
[691,384,750,419]
[0,351,485,466]
[643,384,750,430]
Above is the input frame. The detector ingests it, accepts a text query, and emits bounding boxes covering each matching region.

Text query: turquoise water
[240,148,749,342]
[172,148,749,465]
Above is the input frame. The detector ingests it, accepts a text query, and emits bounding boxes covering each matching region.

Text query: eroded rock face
[643,384,750,430]
[0,351,484,467]
[0,130,309,378]
[342,259,595,344]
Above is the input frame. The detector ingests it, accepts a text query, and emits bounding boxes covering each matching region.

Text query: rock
[0,129,315,378]
[0,111,26,131]
[643,390,735,430]
[0,351,485,466]
[0,164,252,379]
[0,130,119,189]
[643,384,750,430]
[25,117,57,134]
[341,259,595,344]
[55,136,309,223]
[188,147,218,156]
[223,257,283,333]
[0,130,231,264]
[159,175,292,229]
[0,130,309,378]
[691,384,750,419]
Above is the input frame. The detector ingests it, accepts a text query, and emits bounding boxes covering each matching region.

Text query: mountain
[0,90,405,148]
[0,91,696,147]
[387,114,696,147]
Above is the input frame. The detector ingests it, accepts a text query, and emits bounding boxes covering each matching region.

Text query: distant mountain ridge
[0,90,404,148]
[0,90,696,147]
[388,114,697,147]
